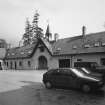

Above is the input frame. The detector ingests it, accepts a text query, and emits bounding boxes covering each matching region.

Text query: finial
[47,19,49,24]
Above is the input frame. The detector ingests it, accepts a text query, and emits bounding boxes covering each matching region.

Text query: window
[0,44,4,48]
[84,44,90,48]
[39,46,44,52]
[21,52,24,54]
[101,58,105,66]
[56,48,61,51]
[15,61,17,69]
[10,61,13,69]
[101,42,105,46]
[94,42,100,47]
[28,61,31,67]
[77,59,82,62]
[7,62,8,67]
[28,50,32,54]
[19,61,22,66]
[73,45,77,49]
[7,53,10,56]
[59,59,70,68]
[12,53,15,55]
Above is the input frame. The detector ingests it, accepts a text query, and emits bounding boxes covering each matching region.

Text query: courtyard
[0,70,105,105]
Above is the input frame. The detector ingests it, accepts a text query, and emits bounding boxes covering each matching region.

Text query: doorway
[38,56,48,69]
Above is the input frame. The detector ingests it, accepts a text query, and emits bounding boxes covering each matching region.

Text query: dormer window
[84,44,90,48]
[7,53,10,56]
[21,52,24,54]
[73,45,77,49]
[28,50,32,54]
[102,42,105,46]
[56,48,61,52]
[12,53,15,55]
[94,42,100,47]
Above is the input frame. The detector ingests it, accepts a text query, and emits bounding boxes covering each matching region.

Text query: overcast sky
[0,0,105,46]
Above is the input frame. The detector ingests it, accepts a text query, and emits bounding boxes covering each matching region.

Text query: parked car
[43,68,105,93]
[79,68,103,78]
[74,61,105,74]
[74,62,97,69]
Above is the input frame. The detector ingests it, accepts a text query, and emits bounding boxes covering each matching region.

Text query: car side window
[51,70,60,75]
[60,69,72,76]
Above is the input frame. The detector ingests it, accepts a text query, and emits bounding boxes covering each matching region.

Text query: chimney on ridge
[82,26,86,36]
[54,33,59,42]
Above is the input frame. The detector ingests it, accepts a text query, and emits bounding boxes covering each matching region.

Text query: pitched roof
[52,31,105,55]
[5,38,53,59]
[5,43,36,59]
[5,31,105,59]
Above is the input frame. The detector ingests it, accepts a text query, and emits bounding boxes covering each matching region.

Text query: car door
[56,69,74,88]
[63,69,78,88]
[50,70,61,87]
[51,69,68,87]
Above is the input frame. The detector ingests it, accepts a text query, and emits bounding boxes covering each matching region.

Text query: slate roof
[52,31,105,55]
[5,44,36,59]
[5,31,105,59]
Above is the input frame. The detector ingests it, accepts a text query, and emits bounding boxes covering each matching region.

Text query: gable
[33,38,52,56]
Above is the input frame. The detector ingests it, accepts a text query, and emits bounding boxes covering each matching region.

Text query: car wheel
[45,81,52,89]
[82,84,91,93]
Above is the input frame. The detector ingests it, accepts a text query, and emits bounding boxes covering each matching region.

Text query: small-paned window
[28,61,31,67]
[19,61,22,66]
[59,59,70,68]
[101,58,105,66]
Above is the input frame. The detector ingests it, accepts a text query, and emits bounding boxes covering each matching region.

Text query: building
[0,39,7,69]
[4,31,105,70]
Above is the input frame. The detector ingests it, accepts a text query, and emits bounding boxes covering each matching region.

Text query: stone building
[4,31,105,70]
[0,39,7,69]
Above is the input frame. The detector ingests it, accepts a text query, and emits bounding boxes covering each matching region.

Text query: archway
[38,56,48,69]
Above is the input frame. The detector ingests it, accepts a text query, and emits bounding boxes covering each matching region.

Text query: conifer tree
[32,11,44,43]
[22,18,32,46]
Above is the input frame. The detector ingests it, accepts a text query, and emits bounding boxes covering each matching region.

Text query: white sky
[0,0,105,46]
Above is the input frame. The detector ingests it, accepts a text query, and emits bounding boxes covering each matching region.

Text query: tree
[31,11,44,43]
[22,18,32,46]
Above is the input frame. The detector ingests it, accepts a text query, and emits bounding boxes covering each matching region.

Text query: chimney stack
[82,26,86,36]
[54,33,59,42]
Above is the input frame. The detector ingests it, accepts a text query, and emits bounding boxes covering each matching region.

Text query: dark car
[79,68,103,79]
[43,68,105,93]
[74,61,105,74]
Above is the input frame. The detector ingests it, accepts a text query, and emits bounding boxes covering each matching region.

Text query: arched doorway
[38,56,48,69]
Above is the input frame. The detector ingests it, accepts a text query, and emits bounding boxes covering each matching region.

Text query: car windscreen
[80,68,90,74]
[70,68,84,77]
